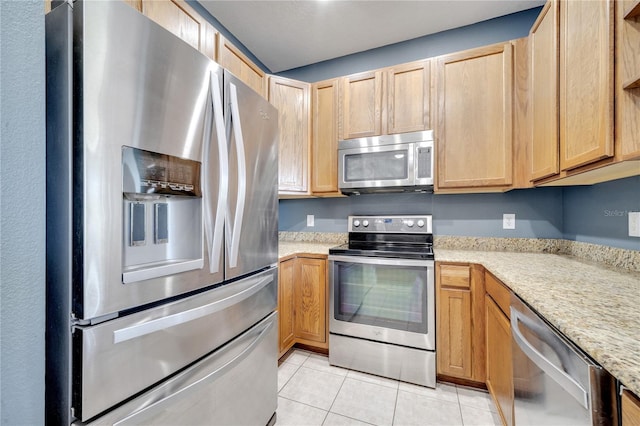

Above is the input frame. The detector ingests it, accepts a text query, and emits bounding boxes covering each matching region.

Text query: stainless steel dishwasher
[510,295,618,425]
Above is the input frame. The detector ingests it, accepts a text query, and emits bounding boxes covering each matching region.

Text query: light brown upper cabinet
[616,0,640,160]
[123,0,142,12]
[435,42,514,191]
[142,0,216,60]
[532,0,640,186]
[341,71,383,139]
[530,0,560,181]
[268,76,311,194]
[559,0,614,171]
[311,78,341,195]
[386,60,432,134]
[217,34,266,97]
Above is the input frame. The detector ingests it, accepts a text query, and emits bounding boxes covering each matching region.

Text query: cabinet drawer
[485,272,511,318]
[439,264,470,289]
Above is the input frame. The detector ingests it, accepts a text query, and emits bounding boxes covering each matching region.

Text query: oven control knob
[353,220,360,227]
[417,220,425,227]
[406,220,414,227]
[362,220,369,227]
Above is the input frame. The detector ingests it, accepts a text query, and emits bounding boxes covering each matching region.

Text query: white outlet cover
[503,213,516,230]
[307,214,314,227]
[629,212,640,237]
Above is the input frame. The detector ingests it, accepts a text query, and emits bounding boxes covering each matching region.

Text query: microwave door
[339,143,415,190]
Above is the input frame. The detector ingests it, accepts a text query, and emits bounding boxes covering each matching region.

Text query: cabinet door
[436,43,513,189]
[278,259,295,356]
[142,0,215,60]
[294,258,326,344]
[530,0,560,181]
[269,76,310,193]
[559,0,614,170]
[436,264,472,379]
[386,60,431,134]
[616,0,640,160]
[622,388,640,426]
[123,0,142,12]
[311,79,340,194]
[486,295,514,426]
[217,35,266,97]
[342,71,382,139]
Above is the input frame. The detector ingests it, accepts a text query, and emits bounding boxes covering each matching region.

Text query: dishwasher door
[510,296,617,426]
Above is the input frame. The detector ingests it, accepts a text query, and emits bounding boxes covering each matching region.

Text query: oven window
[333,262,428,333]
[344,150,409,182]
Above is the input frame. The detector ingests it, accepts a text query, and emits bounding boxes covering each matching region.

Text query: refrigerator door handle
[203,69,229,274]
[112,318,274,425]
[113,274,273,344]
[511,306,589,409]
[227,82,247,269]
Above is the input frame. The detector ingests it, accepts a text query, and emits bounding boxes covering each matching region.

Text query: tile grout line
[277,394,330,419]
[278,360,303,393]
[391,383,400,426]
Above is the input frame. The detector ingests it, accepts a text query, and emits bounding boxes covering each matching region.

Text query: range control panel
[348,215,432,234]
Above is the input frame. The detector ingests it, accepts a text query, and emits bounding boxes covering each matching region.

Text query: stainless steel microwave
[338,130,434,195]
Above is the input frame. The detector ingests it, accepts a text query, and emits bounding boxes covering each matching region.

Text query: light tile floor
[276,349,502,426]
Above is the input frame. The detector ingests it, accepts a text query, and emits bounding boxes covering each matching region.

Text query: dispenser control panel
[122,146,201,197]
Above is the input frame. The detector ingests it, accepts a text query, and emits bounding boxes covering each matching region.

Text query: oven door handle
[328,255,432,268]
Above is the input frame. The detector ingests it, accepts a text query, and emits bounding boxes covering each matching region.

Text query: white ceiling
[200,0,545,73]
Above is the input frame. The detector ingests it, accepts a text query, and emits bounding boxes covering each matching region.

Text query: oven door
[338,143,415,190]
[328,255,435,350]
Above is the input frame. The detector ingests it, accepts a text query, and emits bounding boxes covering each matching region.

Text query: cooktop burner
[329,215,434,260]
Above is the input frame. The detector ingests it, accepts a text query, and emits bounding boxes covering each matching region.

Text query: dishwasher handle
[511,306,589,410]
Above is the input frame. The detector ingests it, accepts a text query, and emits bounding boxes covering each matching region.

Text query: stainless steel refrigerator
[45,1,279,423]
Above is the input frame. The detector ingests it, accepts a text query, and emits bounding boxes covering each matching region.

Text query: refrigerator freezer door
[224,70,279,280]
[46,0,227,321]
[78,312,277,426]
[73,267,277,421]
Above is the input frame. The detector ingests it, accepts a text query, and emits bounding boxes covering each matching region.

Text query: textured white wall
[0,0,46,424]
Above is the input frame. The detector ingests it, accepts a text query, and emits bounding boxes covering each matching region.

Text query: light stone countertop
[436,249,640,397]
[278,241,341,259]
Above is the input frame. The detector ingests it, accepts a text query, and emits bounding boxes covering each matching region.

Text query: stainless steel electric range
[328,215,435,387]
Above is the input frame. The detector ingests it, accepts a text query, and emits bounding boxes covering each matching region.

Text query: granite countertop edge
[435,249,640,397]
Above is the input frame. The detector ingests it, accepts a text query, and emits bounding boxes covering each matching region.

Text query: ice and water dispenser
[122,146,203,283]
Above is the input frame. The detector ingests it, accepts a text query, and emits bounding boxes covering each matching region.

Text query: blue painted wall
[563,176,640,250]
[0,0,46,424]
[189,0,271,73]
[280,188,564,239]
[278,7,542,82]
[279,177,640,250]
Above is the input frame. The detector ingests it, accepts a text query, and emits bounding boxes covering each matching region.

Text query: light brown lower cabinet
[436,262,485,384]
[485,273,514,426]
[622,388,640,426]
[278,258,296,356]
[278,255,328,358]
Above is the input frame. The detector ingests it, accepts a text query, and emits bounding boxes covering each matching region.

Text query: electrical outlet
[307,215,315,227]
[629,212,640,237]
[503,213,516,230]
